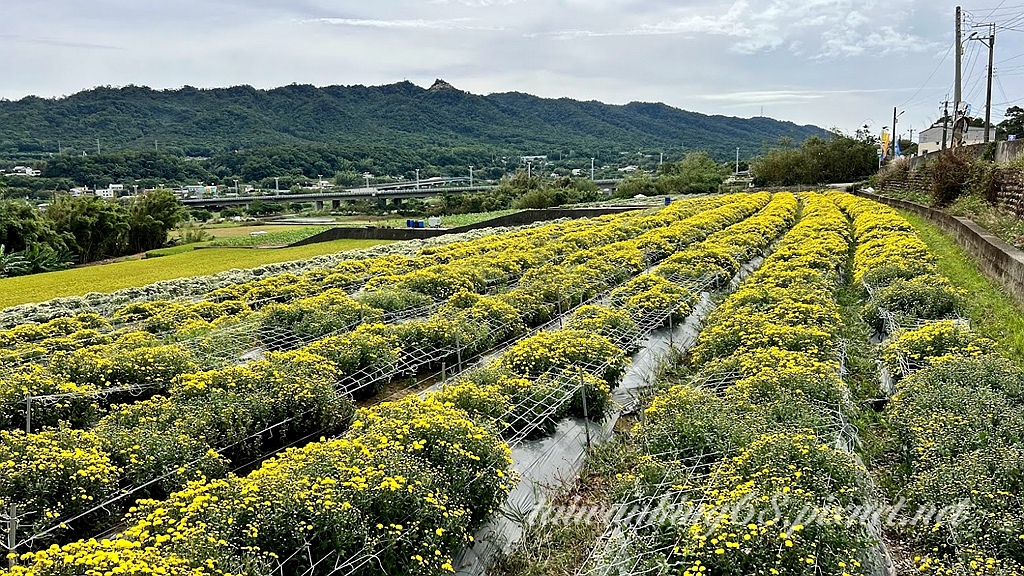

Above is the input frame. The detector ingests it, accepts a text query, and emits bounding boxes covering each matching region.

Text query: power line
[982,0,1010,18]
[900,41,956,108]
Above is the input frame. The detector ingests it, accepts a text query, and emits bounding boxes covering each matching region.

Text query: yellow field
[0,239,392,309]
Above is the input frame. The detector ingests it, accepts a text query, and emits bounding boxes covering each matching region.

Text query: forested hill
[0,81,826,160]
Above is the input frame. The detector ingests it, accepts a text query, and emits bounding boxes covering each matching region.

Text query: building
[184,185,218,197]
[520,155,547,164]
[919,123,989,155]
[9,166,41,177]
[95,184,125,199]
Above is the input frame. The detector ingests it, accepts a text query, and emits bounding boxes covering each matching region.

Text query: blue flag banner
[895,138,902,158]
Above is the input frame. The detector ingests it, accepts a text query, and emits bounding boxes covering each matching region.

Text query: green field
[205,226,331,247]
[336,210,521,229]
[0,239,391,309]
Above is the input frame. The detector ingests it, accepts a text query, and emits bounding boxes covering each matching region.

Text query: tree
[127,189,185,254]
[614,173,658,198]
[750,131,877,186]
[998,106,1024,138]
[45,196,130,263]
[0,199,66,253]
[656,151,728,194]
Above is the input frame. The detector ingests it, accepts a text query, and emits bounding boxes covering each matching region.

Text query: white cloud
[308,17,501,31]
[1,0,1015,134]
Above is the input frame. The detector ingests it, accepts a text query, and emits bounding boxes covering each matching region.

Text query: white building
[11,166,41,177]
[95,184,125,199]
[919,123,989,155]
[520,155,547,164]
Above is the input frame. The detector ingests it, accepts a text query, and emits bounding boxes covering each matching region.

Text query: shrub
[499,329,629,386]
[863,274,965,332]
[304,324,401,388]
[259,289,381,341]
[637,385,760,467]
[881,321,997,377]
[49,339,199,397]
[876,156,911,190]
[609,274,696,323]
[355,287,433,313]
[0,366,100,430]
[566,305,638,342]
[0,428,121,536]
[931,147,978,206]
[643,433,873,576]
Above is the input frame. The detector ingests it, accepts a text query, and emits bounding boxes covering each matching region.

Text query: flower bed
[835,193,1024,573]
[1,193,811,575]
[589,194,882,576]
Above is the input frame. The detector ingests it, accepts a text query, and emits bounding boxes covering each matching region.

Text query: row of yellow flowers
[621,194,878,576]
[0,194,787,576]
[0,194,774,568]
[0,198,735,430]
[836,194,1024,575]
[0,211,631,353]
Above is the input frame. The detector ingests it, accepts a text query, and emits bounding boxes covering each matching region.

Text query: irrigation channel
[450,251,770,575]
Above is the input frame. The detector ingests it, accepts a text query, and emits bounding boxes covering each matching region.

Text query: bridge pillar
[332,199,341,210]
[377,197,387,209]
[392,197,403,208]
[315,200,324,212]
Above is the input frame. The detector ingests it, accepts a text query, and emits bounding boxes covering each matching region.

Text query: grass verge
[491,519,606,576]
[900,210,1024,363]
[0,239,392,309]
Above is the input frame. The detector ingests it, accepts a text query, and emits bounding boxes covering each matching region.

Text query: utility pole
[659,152,664,167]
[527,161,532,179]
[155,140,158,152]
[953,6,967,147]
[891,107,900,158]
[590,158,595,180]
[735,147,740,175]
[955,6,963,119]
[984,26,996,142]
[96,139,101,155]
[415,168,420,189]
[469,165,474,187]
[274,177,279,194]
[942,101,950,150]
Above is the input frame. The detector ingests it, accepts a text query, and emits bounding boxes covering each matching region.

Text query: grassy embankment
[0,239,391,309]
[901,210,1024,363]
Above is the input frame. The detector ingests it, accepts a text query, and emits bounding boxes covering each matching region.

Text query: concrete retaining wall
[907,140,1024,171]
[853,190,1024,305]
[289,207,641,246]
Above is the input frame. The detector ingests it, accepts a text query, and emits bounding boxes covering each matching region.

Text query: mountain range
[0,80,827,162]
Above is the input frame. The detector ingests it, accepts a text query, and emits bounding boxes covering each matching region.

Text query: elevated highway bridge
[181,179,625,210]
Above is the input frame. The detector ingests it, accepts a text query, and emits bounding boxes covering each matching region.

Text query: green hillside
[0,80,825,163]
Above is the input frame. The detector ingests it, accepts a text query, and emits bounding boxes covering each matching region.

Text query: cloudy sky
[2,0,1022,139]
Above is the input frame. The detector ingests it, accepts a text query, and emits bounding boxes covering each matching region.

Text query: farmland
[0,239,391,309]
[0,192,1022,576]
